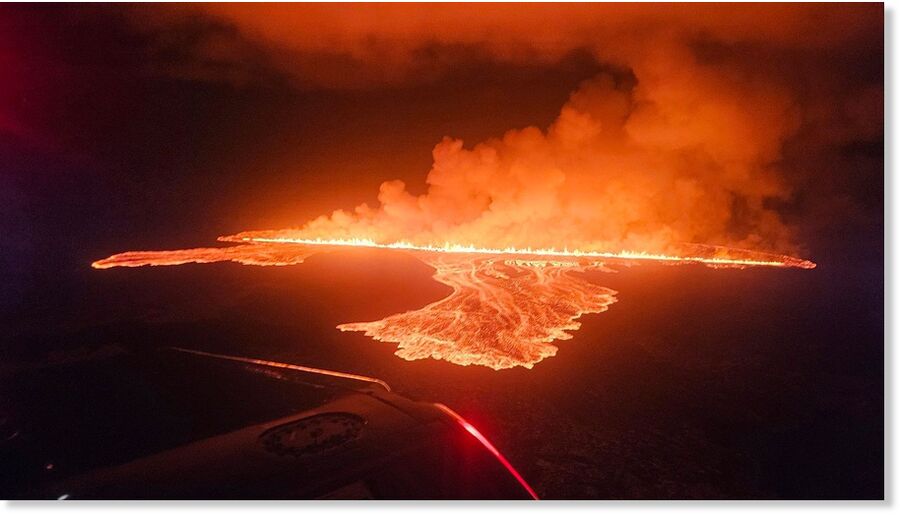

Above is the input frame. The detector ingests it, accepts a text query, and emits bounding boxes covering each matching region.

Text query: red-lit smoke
[123,3,881,255]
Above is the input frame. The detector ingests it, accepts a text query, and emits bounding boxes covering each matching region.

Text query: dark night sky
[1,5,884,269]
[2,5,612,311]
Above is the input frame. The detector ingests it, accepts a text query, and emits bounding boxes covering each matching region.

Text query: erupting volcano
[93,234,814,370]
[90,19,822,369]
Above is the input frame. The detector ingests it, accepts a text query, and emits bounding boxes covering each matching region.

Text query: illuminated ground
[2,247,881,498]
[90,238,815,370]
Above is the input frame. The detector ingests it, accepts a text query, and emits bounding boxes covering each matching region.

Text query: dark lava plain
[2,241,883,499]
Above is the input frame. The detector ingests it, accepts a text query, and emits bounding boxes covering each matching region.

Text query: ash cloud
[135,4,882,254]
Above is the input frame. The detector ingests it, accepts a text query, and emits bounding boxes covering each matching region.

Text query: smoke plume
[132,3,882,254]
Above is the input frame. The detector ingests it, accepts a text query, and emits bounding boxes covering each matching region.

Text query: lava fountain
[93,236,814,370]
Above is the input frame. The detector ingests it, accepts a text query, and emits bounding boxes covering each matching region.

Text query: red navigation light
[434,403,539,500]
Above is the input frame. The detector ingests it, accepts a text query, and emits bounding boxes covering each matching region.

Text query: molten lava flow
[91,243,314,269]
[338,253,618,369]
[91,236,815,369]
[217,234,817,269]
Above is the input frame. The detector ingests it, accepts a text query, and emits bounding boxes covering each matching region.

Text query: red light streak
[434,403,540,500]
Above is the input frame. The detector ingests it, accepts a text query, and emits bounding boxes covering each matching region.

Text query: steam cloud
[258,66,799,253]
[135,4,882,254]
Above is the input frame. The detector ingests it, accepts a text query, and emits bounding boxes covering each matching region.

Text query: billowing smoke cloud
[260,63,799,252]
[132,4,882,254]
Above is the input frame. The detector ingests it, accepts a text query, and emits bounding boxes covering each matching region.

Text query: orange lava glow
[337,254,618,369]
[217,234,817,269]
[92,236,815,370]
[91,243,314,269]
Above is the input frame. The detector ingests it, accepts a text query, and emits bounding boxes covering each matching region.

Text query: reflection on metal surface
[171,347,392,391]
